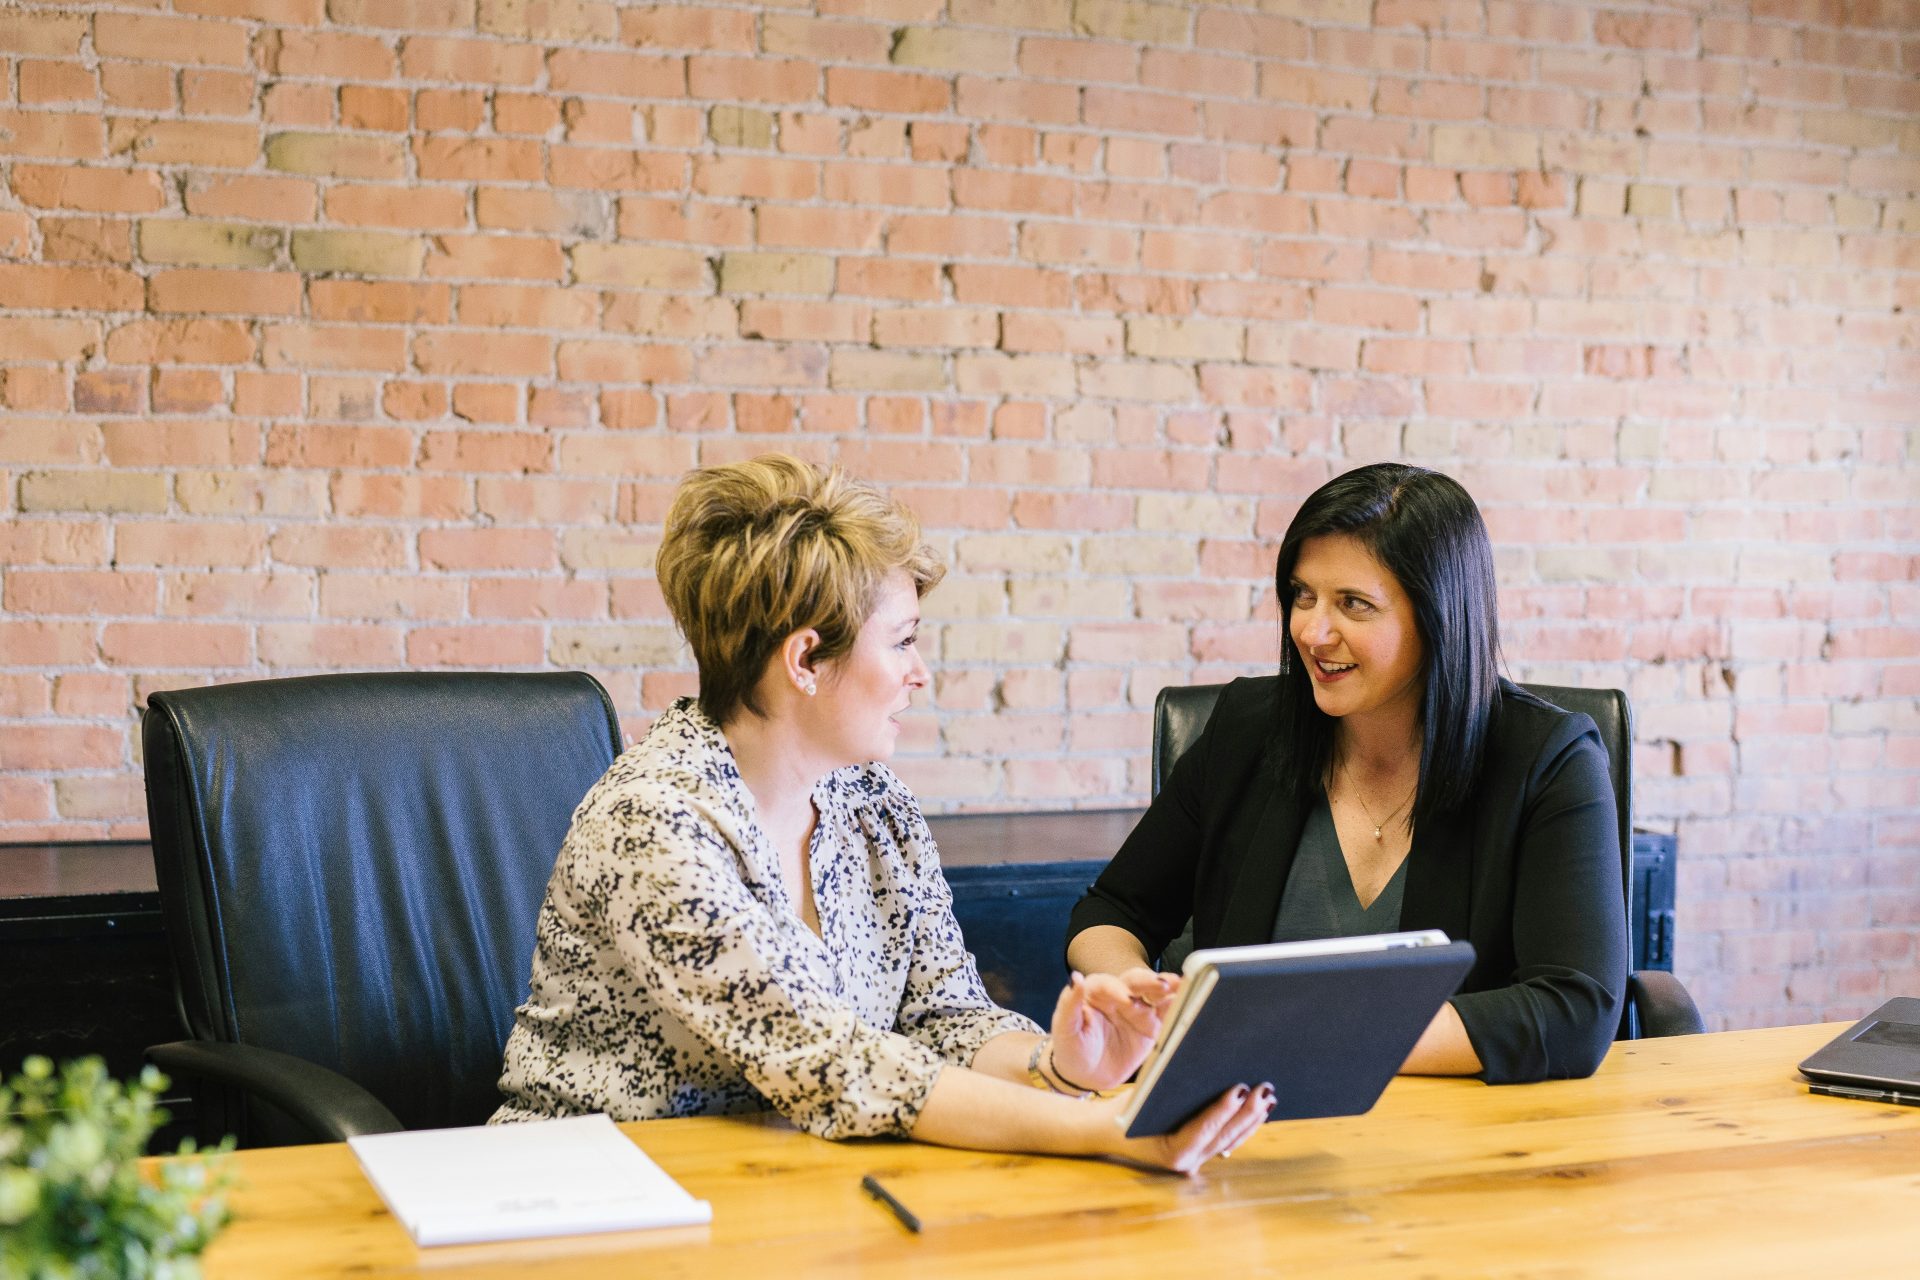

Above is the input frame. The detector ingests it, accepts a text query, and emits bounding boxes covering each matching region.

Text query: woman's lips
[1311,658,1356,683]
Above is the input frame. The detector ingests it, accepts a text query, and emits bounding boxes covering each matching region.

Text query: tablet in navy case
[1122,940,1478,1139]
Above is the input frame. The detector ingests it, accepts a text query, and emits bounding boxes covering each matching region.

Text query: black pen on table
[861,1173,922,1234]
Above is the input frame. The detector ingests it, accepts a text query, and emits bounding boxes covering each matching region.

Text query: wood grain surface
[172,1022,1920,1278]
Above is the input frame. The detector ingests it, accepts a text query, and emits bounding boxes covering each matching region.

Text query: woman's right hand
[1092,1082,1276,1175]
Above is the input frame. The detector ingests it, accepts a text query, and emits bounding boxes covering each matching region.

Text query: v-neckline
[1325,801,1410,914]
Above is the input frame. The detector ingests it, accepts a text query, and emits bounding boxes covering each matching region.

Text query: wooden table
[177,1023,1919,1278]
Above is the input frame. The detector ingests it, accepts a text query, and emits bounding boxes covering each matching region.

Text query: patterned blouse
[492,699,1038,1139]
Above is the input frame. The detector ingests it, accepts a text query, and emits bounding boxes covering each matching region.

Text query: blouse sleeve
[588,783,947,1140]
[874,786,1042,1059]
[1450,727,1629,1083]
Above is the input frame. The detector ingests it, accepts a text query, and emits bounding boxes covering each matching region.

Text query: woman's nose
[907,648,930,688]
[1294,604,1333,647]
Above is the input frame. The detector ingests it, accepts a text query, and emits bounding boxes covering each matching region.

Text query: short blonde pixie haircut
[655,454,945,726]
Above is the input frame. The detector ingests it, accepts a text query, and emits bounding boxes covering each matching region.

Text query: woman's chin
[1310,688,1349,717]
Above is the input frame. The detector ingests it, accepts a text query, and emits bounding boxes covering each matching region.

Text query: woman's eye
[1343,596,1375,614]
[1290,585,1312,604]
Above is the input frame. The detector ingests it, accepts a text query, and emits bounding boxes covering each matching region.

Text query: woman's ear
[779,628,822,697]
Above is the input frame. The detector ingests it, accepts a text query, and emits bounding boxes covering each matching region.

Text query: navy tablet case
[1123,940,1478,1138]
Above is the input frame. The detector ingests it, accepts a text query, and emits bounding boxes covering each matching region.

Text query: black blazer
[1068,677,1628,1083]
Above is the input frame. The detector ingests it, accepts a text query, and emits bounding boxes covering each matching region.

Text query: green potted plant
[0,1056,233,1280]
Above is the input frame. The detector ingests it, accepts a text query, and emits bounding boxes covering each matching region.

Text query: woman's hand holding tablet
[1117,930,1476,1138]
[1091,1080,1277,1174]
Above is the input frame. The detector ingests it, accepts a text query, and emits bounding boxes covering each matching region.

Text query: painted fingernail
[1233,1085,1249,1102]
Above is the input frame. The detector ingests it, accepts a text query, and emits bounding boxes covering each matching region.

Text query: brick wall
[1,0,1915,1031]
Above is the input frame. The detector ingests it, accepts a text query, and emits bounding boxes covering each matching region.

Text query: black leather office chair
[1151,682,1704,1039]
[141,671,622,1147]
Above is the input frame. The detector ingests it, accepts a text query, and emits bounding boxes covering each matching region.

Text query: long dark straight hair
[1273,463,1502,828]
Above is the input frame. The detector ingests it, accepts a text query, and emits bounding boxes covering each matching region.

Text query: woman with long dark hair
[1067,463,1628,1082]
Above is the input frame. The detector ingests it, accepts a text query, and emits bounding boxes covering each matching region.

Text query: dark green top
[1270,798,1407,943]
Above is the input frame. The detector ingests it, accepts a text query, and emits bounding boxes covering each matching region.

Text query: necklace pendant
[1372,826,1382,842]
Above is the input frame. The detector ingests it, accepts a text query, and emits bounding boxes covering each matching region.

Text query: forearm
[908,1064,1115,1158]
[1399,1000,1484,1076]
[968,1029,1043,1085]
[1066,924,1151,977]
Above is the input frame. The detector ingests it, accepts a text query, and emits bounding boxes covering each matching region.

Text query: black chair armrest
[147,1040,404,1142]
[1628,970,1705,1039]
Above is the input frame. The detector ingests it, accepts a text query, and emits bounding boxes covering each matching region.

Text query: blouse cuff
[786,1022,949,1141]
[919,1007,1043,1067]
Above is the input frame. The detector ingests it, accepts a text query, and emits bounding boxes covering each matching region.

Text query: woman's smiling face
[807,569,929,767]
[1287,534,1426,729]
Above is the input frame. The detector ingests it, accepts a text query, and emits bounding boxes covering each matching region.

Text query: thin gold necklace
[1339,756,1415,843]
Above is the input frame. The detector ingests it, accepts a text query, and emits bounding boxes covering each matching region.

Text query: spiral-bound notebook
[349,1113,712,1247]
[1119,931,1477,1138]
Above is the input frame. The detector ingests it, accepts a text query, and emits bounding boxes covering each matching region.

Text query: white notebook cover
[348,1113,713,1247]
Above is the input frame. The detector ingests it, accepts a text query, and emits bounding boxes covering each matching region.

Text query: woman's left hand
[1046,968,1182,1093]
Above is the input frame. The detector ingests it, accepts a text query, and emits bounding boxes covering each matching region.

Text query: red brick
[258,623,404,668]
[148,270,303,317]
[418,528,555,571]
[415,89,486,131]
[694,156,819,202]
[98,63,175,113]
[1018,223,1137,268]
[417,429,553,472]
[826,67,951,114]
[0,14,88,56]
[100,420,256,468]
[949,264,1073,308]
[831,257,939,301]
[621,4,755,50]
[101,621,250,668]
[550,146,686,193]
[400,36,543,85]
[2,368,68,412]
[740,300,871,343]
[0,264,142,311]
[269,525,407,570]
[326,184,468,229]
[96,13,251,66]
[6,569,157,617]
[407,625,544,667]
[10,165,164,214]
[263,324,407,372]
[469,577,606,620]
[0,726,125,771]
[413,135,543,183]
[688,56,817,103]
[560,339,692,384]
[822,161,950,209]
[1019,34,1137,83]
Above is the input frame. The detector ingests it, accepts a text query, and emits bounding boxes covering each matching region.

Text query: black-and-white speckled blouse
[492,698,1038,1139]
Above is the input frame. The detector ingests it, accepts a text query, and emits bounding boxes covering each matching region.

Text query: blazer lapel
[1401,805,1472,942]
[1213,768,1310,947]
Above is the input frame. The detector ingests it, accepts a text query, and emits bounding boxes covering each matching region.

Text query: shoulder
[826,761,931,857]
[1483,680,1609,789]
[570,701,746,847]
[1202,675,1281,741]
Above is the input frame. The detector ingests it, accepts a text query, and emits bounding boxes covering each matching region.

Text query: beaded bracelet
[1025,1038,1093,1099]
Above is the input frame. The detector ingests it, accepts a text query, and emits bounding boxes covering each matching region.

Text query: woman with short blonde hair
[496,454,1268,1172]
[655,454,944,726]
